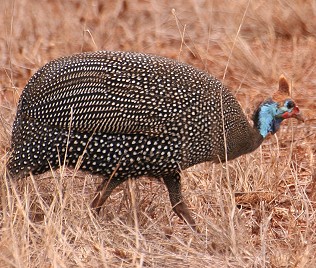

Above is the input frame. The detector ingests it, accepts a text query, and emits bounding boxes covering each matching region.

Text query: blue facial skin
[258,99,293,138]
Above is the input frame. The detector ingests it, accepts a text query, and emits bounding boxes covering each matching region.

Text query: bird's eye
[286,100,295,109]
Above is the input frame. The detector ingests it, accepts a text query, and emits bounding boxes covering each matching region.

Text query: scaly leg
[162,173,197,231]
[91,177,126,214]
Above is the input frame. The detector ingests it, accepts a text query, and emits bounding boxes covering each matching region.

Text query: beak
[292,112,304,122]
[281,106,304,122]
[291,106,304,122]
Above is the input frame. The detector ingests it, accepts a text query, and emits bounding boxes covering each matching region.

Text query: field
[0,0,315,267]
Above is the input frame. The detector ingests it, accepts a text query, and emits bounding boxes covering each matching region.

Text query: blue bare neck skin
[257,101,284,138]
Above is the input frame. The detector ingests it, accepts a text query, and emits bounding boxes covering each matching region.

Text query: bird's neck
[253,101,283,138]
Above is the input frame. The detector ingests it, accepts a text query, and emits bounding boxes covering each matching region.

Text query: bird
[7,50,303,230]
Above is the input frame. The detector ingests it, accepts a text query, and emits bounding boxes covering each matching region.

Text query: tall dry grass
[0,0,315,267]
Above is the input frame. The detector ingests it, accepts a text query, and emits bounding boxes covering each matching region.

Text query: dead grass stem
[1,0,315,267]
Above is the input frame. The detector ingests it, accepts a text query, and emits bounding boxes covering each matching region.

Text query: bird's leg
[162,173,197,231]
[91,177,126,214]
[91,159,125,213]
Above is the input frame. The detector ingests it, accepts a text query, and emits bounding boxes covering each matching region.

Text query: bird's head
[253,75,304,138]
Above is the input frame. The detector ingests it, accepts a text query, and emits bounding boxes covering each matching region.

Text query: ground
[0,0,315,267]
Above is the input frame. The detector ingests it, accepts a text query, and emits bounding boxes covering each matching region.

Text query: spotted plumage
[7,51,303,230]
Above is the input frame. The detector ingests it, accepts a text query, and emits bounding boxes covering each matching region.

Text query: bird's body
[7,51,303,230]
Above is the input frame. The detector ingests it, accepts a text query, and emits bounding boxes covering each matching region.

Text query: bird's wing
[19,53,181,135]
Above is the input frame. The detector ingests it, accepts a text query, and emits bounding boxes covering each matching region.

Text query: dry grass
[1,0,316,267]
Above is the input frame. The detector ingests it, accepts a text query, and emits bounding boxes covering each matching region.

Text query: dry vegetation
[0,0,316,267]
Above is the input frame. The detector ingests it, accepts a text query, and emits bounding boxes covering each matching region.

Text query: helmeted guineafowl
[7,50,303,230]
